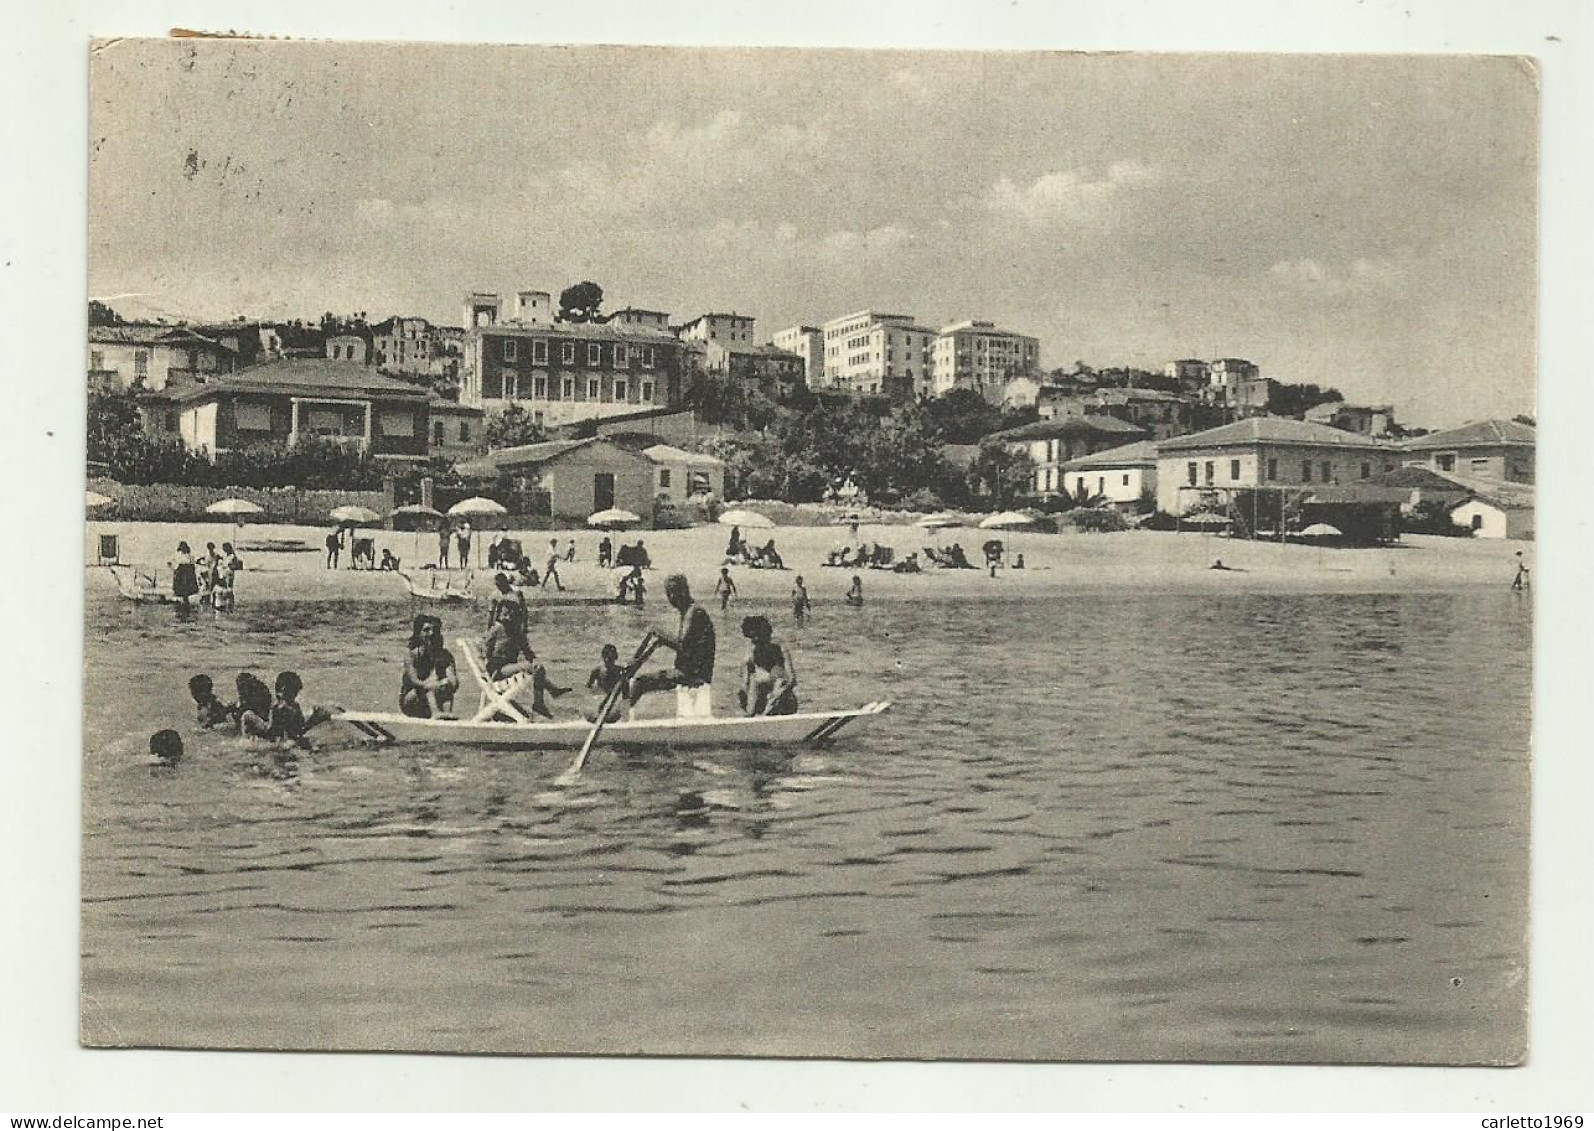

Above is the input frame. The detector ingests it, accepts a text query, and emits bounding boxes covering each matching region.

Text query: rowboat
[398,569,476,603]
[108,565,176,604]
[336,700,892,749]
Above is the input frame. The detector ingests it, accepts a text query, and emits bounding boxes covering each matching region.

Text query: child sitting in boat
[585,643,632,724]
[401,614,459,719]
[737,615,798,716]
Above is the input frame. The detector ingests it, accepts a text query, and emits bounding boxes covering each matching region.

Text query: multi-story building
[372,316,438,375]
[1154,416,1400,515]
[427,396,485,462]
[1164,358,1211,388]
[724,344,805,401]
[88,324,237,392]
[1303,400,1398,437]
[771,325,824,389]
[150,358,432,462]
[987,414,1151,498]
[1061,439,1161,508]
[930,320,1041,403]
[325,333,370,364]
[821,310,937,401]
[460,303,687,429]
[1400,419,1535,483]
[608,308,672,332]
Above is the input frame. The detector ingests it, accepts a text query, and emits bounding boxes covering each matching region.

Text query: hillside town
[86,282,1535,542]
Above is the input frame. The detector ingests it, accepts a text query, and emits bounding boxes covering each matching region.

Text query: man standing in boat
[630,574,716,718]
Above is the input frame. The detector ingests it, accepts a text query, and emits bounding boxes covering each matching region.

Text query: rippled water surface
[81,587,1531,1062]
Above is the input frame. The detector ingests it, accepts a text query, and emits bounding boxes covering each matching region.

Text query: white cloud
[984,162,1161,224]
[1269,255,1408,295]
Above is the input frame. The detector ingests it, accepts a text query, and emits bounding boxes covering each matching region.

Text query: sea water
[80,588,1531,1062]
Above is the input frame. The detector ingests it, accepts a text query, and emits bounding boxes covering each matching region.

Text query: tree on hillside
[88,300,125,327]
[968,443,1036,508]
[482,404,547,451]
[558,282,605,323]
[1268,382,1344,418]
[922,388,1004,444]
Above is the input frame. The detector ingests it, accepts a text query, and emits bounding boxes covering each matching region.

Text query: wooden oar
[559,633,658,783]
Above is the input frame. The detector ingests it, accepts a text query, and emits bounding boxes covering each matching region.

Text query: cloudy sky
[90,40,1536,427]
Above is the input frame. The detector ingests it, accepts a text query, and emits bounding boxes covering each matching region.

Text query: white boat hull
[336,701,891,750]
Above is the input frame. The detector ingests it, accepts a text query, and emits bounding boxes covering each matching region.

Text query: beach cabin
[1450,489,1534,540]
[455,437,655,522]
[643,443,725,503]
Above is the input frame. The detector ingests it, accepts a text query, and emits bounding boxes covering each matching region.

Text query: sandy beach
[85,518,1531,604]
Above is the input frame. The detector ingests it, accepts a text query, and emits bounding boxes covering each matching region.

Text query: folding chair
[456,638,538,723]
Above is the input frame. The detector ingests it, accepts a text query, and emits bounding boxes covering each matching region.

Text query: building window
[1437,453,1456,471]
[1320,460,1331,483]
[1098,476,1105,495]
[1229,459,1241,481]
[1470,458,1490,473]
[640,380,655,402]
[642,347,656,369]
[614,344,628,368]
[1204,461,1215,485]
[433,420,445,445]
[561,376,576,399]
[614,378,628,401]
[659,469,672,488]
[562,341,576,364]
[459,422,470,442]
[1267,457,1278,481]
[533,376,547,399]
[587,378,601,400]
[90,350,104,370]
[1361,462,1371,479]
[587,343,601,366]
[503,372,518,400]
[1187,462,1197,486]
[503,339,517,362]
[532,340,547,365]
[134,350,149,378]
[1301,459,1312,481]
[1122,474,1130,487]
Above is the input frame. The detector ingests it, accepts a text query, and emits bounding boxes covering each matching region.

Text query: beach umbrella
[205,498,264,518]
[978,511,1038,530]
[86,490,114,510]
[717,508,774,529]
[1300,521,1342,568]
[588,508,641,529]
[446,497,507,566]
[1182,511,1233,535]
[391,503,444,560]
[329,504,380,525]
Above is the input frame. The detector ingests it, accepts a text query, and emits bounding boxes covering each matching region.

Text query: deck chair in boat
[456,637,538,723]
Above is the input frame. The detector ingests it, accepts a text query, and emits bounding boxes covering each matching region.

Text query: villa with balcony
[152,358,432,461]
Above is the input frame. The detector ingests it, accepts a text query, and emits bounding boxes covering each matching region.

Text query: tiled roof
[427,395,484,415]
[989,414,1151,442]
[166,358,428,403]
[1061,439,1162,470]
[456,436,654,476]
[1365,465,1472,491]
[643,443,724,468]
[474,321,678,344]
[1434,470,1535,510]
[1402,419,1536,450]
[1158,416,1392,453]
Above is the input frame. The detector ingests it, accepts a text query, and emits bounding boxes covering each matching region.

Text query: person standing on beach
[437,522,451,569]
[543,538,565,591]
[792,575,812,623]
[598,535,613,569]
[565,539,577,563]
[171,542,199,610]
[325,528,342,570]
[714,566,737,611]
[456,521,473,569]
[1511,551,1530,591]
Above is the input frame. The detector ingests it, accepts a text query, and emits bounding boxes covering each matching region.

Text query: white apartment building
[930,320,1041,402]
[820,310,937,401]
[772,325,825,389]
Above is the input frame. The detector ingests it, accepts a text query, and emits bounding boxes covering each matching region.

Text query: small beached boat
[337,701,892,750]
[108,565,177,604]
[398,569,476,603]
